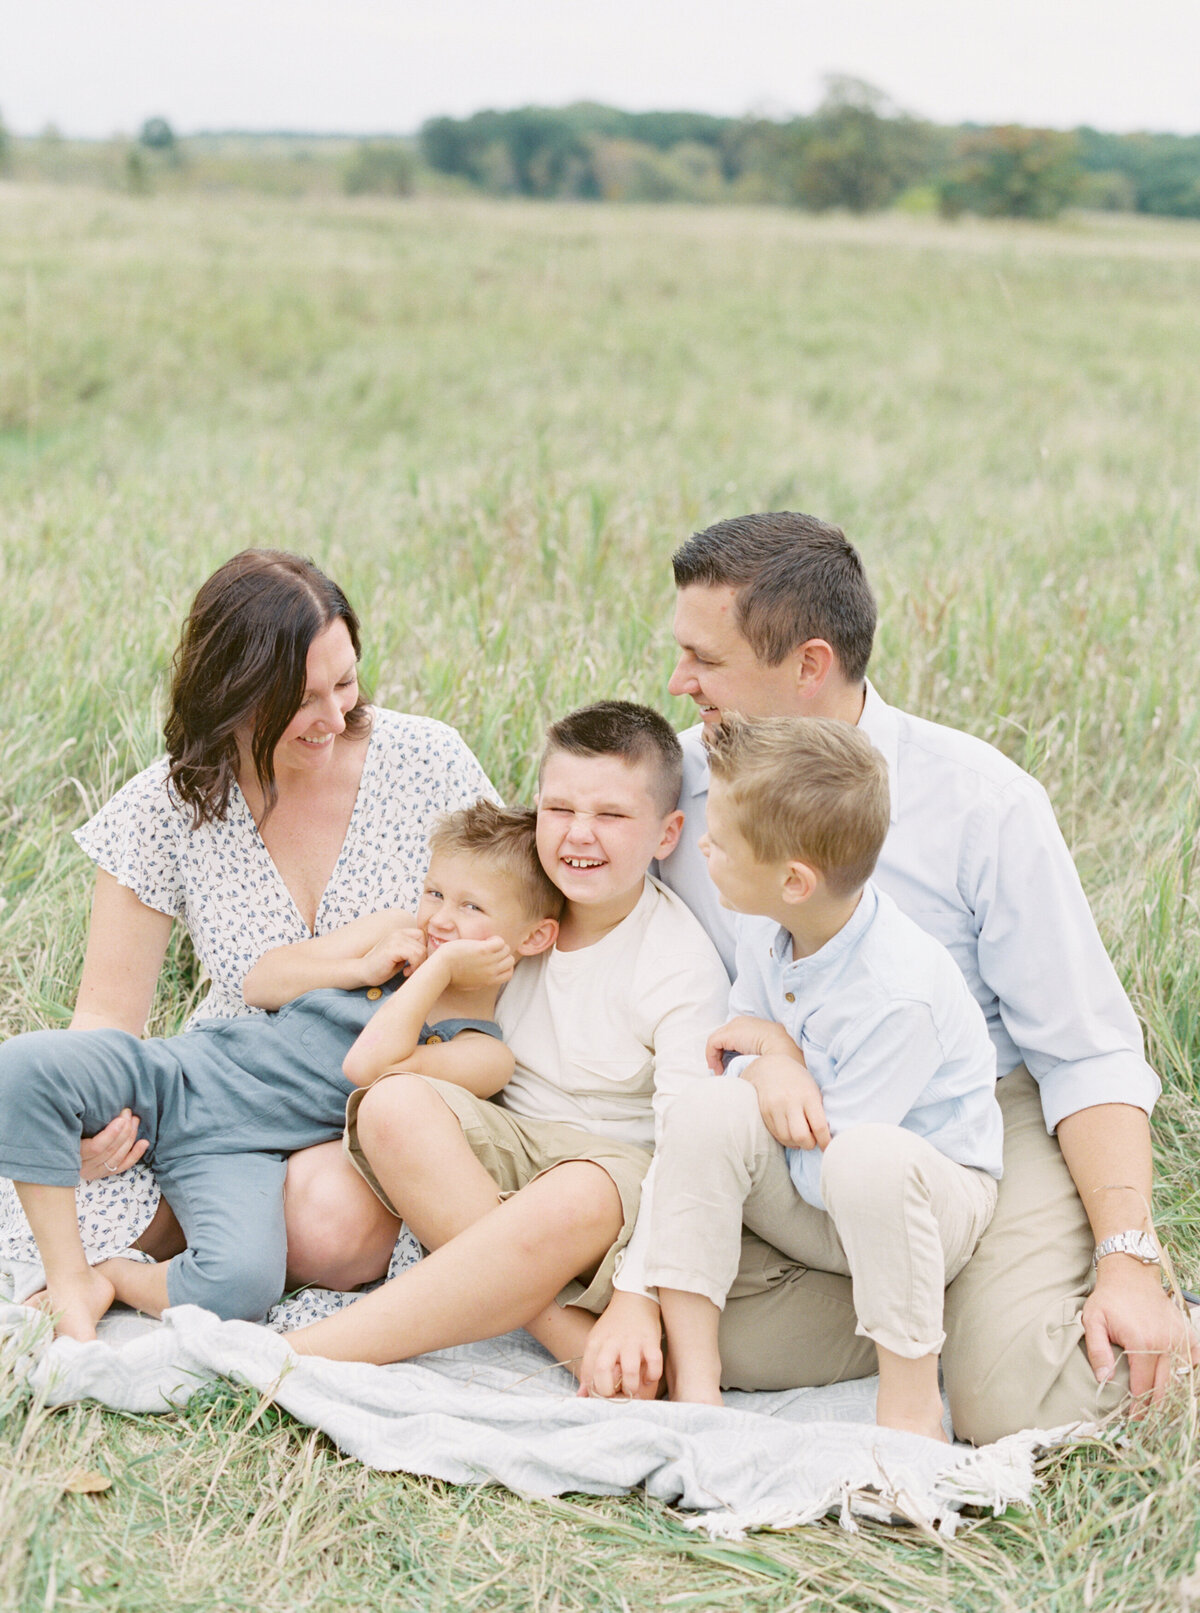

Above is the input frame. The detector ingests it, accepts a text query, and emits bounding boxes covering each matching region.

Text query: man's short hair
[429,800,564,921]
[672,512,876,683]
[704,714,889,897]
[541,700,683,816]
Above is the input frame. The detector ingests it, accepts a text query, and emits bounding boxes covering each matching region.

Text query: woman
[0,548,496,1293]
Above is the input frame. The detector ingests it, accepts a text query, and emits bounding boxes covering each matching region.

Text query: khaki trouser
[644,1077,996,1360]
[715,1067,1132,1442]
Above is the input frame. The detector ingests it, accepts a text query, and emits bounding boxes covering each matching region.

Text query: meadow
[1,181,1199,1610]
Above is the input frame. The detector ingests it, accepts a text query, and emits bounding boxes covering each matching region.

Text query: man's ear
[518,916,559,957]
[780,860,819,905]
[793,638,837,702]
[655,808,685,861]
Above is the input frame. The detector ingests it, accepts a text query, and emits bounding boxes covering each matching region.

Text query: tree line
[419,80,1200,220]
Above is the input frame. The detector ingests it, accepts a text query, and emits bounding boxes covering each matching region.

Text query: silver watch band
[1092,1230,1160,1268]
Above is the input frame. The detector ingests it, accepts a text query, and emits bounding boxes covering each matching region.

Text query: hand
[433,936,517,992]
[1082,1257,1200,1408]
[79,1109,148,1182]
[359,925,426,988]
[743,1056,831,1150]
[705,1015,803,1076]
[578,1291,664,1400]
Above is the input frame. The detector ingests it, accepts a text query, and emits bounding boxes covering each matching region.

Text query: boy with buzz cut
[285,701,730,1372]
[0,800,562,1342]
[645,715,1004,1441]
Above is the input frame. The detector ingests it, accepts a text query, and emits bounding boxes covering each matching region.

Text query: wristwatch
[1092,1230,1160,1268]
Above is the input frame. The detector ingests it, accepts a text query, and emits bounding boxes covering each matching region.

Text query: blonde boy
[0,801,559,1340]
[645,715,1003,1440]
[287,702,729,1371]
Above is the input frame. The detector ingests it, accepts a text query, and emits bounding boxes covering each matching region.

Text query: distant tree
[0,108,9,174]
[343,142,416,197]
[938,126,1081,219]
[1075,127,1200,218]
[124,146,151,193]
[788,77,941,213]
[139,116,176,152]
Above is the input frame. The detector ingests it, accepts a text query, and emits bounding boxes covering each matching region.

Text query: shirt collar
[770,882,879,972]
[858,680,900,825]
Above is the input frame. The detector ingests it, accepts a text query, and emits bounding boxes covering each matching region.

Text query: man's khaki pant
[645,1078,996,1360]
[715,1068,1131,1443]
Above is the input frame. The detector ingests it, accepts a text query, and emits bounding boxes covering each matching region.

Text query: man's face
[668,584,804,725]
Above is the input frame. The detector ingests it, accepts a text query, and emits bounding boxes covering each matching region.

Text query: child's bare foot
[27,1267,116,1342]
[665,1353,723,1406]
[874,1346,950,1442]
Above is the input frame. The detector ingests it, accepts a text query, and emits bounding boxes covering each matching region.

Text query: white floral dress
[0,708,498,1322]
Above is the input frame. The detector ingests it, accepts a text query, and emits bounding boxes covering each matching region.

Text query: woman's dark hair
[164,549,372,827]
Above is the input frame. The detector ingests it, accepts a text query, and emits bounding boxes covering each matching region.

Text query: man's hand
[435,936,517,993]
[577,1291,664,1400]
[358,925,426,988]
[79,1109,148,1182]
[742,1056,831,1150]
[1082,1256,1199,1408]
[705,1015,803,1076]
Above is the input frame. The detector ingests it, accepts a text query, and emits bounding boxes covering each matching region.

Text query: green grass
[1,183,1199,1608]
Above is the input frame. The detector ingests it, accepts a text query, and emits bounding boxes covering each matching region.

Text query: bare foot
[27,1268,116,1342]
[665,1354,723,1406]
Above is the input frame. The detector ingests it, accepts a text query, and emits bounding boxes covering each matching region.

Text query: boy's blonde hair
[428,800,565,922]
[704,715,889,897]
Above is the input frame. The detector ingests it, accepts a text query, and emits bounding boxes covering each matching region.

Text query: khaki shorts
[345,1074,652,1314]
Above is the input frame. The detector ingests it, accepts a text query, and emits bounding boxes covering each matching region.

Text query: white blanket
[1,1298,1079,1537]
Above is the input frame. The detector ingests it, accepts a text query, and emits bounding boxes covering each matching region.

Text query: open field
[1,184,1199,1609]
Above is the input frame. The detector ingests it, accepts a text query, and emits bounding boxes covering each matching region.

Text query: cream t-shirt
[496,877,729,1151]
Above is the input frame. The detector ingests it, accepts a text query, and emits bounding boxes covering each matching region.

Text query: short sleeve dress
[0,708,499,1270]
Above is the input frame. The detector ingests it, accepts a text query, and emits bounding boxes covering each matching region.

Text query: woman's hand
[705,1014,804,1076]
[78,1109,149,1181]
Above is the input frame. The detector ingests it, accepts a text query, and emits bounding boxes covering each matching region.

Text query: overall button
[366,987,382,1000]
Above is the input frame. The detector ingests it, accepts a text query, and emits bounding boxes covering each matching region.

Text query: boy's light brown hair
[704,715,889,897]
[428,800,564,922]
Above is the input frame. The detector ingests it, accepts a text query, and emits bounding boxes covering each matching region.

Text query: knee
[170,1240,286,1323]
[820,1124,922,1211]
[661,1076,758,1156]
[356,1074,439,1163]
[284,1153,397,1289]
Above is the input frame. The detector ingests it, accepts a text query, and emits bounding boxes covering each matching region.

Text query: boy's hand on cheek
[360,925,426,987]
[744,1057,831,1150]
[440,936,516,991]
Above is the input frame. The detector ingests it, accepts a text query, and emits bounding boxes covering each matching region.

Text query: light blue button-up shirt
[725,883,1004,1210]
[656,685,1161,1132]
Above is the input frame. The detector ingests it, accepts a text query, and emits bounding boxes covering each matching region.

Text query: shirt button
[366,987,382,1000]
[784,992,795,1003]
[426,1033,443,1044]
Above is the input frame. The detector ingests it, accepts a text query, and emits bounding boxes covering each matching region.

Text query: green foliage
[1077,127,1200,218]
[786,77,944,213]
[939,126,1082,219]
[343,141,416,197]
[0,109,10,175]
[139,116,176,152]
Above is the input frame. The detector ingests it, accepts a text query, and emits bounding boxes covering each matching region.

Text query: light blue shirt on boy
[725,882,1004,1212]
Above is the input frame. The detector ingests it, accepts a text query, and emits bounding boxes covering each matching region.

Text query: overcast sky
[4,0,1198,139]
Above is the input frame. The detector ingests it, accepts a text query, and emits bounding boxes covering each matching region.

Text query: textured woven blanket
[1,1297,1076,1538]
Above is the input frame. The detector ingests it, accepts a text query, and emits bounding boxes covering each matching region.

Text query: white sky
[4,0,1199,139]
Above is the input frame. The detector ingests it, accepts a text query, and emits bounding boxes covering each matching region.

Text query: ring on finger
[104,1160,121,1172]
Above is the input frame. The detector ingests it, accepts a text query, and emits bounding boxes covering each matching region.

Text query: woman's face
[272,618,360,777]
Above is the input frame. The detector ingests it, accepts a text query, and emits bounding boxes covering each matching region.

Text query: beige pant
[715,1068,1132,1442]
[644,1077,996,1360]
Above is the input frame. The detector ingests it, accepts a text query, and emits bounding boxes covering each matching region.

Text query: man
[654,510,1197,1444]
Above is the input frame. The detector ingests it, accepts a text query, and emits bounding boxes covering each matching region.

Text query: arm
[242,910,422,1009]
[71,870,174,1036]
[341,936,516,1095]
[1057,1104,1199,1401]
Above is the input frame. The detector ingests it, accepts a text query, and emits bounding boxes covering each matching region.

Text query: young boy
[644,715,1004,1441]
[284,701,730,1370]
[0,800,561,1341]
